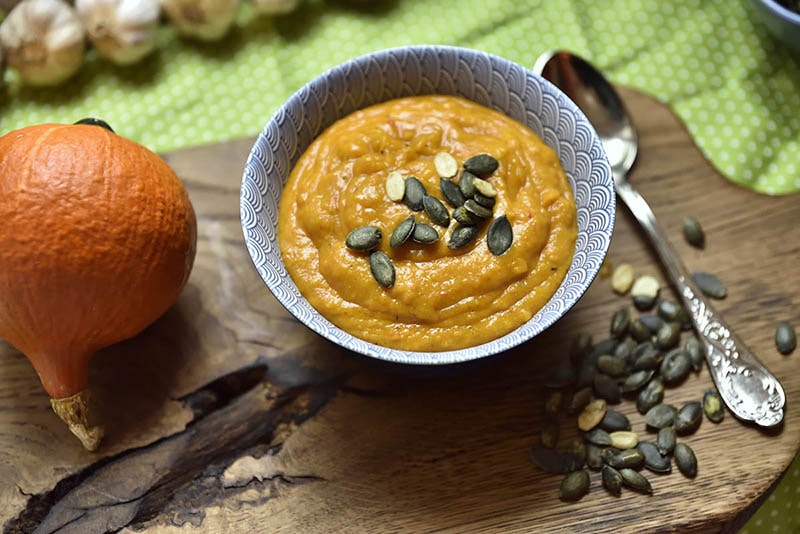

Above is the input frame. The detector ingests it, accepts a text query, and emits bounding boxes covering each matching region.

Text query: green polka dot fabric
[1,0,798,529]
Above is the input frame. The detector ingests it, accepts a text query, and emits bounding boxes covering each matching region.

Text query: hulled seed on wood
[463,153,499,176]
[422,194,451,227]
[692,271,727,299]
[631,275,660,303]
[682,216,705,248]
[602,465,623,496]
[674,442,698,478]
[775,321,797,355]
[369,251,395,288]
[346,225,382,252]
[703,389,725,423]
[657,300,690,327]
[403,176,427,211]
[487,215,513,256]
[609,430,639,450]
[434,151,459,178]
[578,398,607,431]
[440,177,466,208]
[611,263,635,294]
[559,470,590,501]
[607,448,645,470]
[639,315,665,334]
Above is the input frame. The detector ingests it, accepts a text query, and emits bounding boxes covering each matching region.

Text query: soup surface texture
[278,95,577,351]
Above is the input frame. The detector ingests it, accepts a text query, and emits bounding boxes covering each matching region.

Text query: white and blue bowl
[753,0,800,53]
[240,45,615,365]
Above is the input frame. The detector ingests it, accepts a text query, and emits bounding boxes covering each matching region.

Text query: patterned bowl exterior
[240,45,615,365]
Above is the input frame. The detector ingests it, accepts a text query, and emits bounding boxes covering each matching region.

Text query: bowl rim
[757,0,800,24]
[240,44,615,365]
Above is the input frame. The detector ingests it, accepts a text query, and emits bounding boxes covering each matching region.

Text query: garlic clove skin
[0,0,86,86]
[76,0,161,65]
[160,0,240,42]
[250,0,301,15]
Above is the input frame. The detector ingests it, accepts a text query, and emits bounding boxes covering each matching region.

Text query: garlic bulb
[76,0,160,65]
[0,0,86,86]
[250,0,300,15]
[160,0,240,41]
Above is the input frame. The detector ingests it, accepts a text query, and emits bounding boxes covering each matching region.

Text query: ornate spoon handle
[615,179,785,427]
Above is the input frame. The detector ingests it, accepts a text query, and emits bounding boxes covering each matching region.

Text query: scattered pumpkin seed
[628,318,652,342]
[619,468,653,494]
[463,153,499,176]
[464,198,493,219]
[655,321,681,350]
[597,355,627,377]
[576,363,597,390]
[578,398,607,431]
[692,271,727,299]
[685,336,704,372]
[611,263,635,294]
[607,448,645,470]
[638,315,665,334]
[487,215,513,256]
[544,391,563,420]
[448,224,479,250]
[610,307,631,339]
[541,419,560,448]
[565,438,588,466]
[633,294,657,311]
[403,176,427,211]
[600,447,621,465]
[675,401,703,435]
[657,300,690,327]
[473,191,497,208]
[345,225,382,252]
[568,386,594,415]
[434,151,459,178]
[637,377,664,414]
[660,348,692,385]
[452,205,481,225]
[559,470,590,501]
[472,176,497,197]
[530,445,585,474]
[656,426,677,456]
[631,275,660,302]
[645,403,677,429]
[614,338,637,360]
[631,347,662,372]
[369,251,395,288]
[585,428,613,447]
[411,222,440,244]
[385,171,406,201]
[609,430,639,450]
[422,194,451,227]
[459,170,478,198]
[674,442,698,478]
[587,443,604,470]
[389,216,415,248]
[682,216,705,249]
[620,369,655,393]
[593,373,621,404]
[775,321,797,355]
[601,465,623,496]
[440,177,466,208]
[637,441,672,473]
[702,389,725,423]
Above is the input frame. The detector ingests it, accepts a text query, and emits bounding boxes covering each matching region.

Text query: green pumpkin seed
[619,468,653,494]
[559,470,590,501]
[620,369,655,393]
[614,338,637,360]
[345,225,382,252]
[459,170,478,198]
[775,321,797,355]
[674,401,703,435]
[611,263,634,294]
[448,224,479,249]
[530,445,585,474]
[440,177,466,208]
[463,153,499,176]
[597,355,627,377]
[631,275,660,302]
[674,442,698,478]
[639,315,665,334]
[633,294,657,311]
[655,321,681,350]
[452,205,481,225]
[473,191,497,208]
[403,176,427,211]
[692,271,727,299]
[390,215,415,248]
[544,391,563,419]
[609,430,639,450]
[660,348,692,385]
[631,347,663,372]
[682,216,705,248]
[703,389,725,423]
[75,117,115,132]
[593,373,621,404]
[464,198,493,219]
[628,319,652,342]
[541,419,560,448]
[586,444,603,470]
[601,465,623,496]
[656,426,677,456]
[636,377,664,414]
[610,307,630,339]
[565,438,588,466]
[637,441,672,473]
[472,176,497,197]
[645,403,677,429]
[422,194,451,227]
[578,398,607,431]
[685,336,704,372]
[434,151,459,178]
[568,386,593,415]
[412,222,440,244]
[369,251,395,288]
[385,171,405,201]
[487,214,513,256]
[576,363,597,390]
[585,428,613,447]
[657,300,690,327]
[607,448,645,470]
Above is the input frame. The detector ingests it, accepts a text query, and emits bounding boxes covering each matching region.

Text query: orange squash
[0,122,197,451]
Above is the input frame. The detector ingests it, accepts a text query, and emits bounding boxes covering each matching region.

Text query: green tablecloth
[1,0,798,530]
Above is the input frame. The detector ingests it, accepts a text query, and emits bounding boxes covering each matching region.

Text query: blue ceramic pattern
[240,45,615,365]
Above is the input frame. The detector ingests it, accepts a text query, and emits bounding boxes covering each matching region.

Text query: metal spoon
[534,50,785,427]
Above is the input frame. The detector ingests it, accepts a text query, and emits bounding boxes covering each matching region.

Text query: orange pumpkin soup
[278,95,576,351]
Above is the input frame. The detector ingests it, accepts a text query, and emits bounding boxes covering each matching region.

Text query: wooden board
[1,88,798,533]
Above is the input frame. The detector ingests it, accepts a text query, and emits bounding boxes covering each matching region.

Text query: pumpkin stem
[50,389,104,451]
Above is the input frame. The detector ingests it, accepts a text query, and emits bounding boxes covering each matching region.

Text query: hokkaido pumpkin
[0,122,197,451]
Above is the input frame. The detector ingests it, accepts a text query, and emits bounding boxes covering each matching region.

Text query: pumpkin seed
[590,338,619,360]
[585,428,613,447]
[645,403,677,429]
[389,215,415,248]
[610,307,630,339]
[682,216,705,248]
[559,470,590,501]
[609,431,639,450]
[638,315,665,334]
[685,336,704,372]
[775,321,797,355]
[607,448,645,470]
[656,426,677,456]
[611,263,634,294]
[674,442,698,478]
[674,401,703,435]
[544,391,563,419]
[620,369,655,393]
[597,355,627,377]
[541,419,560,448]
[452,205,481,225]
[434,151,459,178]
[570,332,593,367]
[631,275,660,302]
[660,348,692,385]
[702,389,725,423]
[440,177,466,208]
[692,271,727,299]
[578,398,607,431]
[448,224,479,250]
[600,447,620,465]
[369,251,395,288]
[385,171,406,201]
[637,441,672,473]
[587,443,604,470]
[459,170,478,197]
[636,377,664,414]
[487,215,513,256]
[631,347,662,372]
[565,438,588,466]
[655,322,681,350]
[530,445,585,473]
[411,222,440,244]
[464,198,493,219]
[628,319,652,342]
[472,176,497,197]
[568,386,593,415]
[633,294,657,311]
[403,176,426,211]
[601,465,623,496]
[614,338,637,360]
[657,300,690,327]
[422,194,451,227]
[75,117,115,132]
[544,363,576,389]
[593,373,621,404]
[619,468,653,494]
[345,225,382,252]
[473,191,496,208]
[576,363,597,390]
[463,153,499,176]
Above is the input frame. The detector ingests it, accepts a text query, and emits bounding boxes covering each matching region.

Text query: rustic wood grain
[1,88,798,533]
